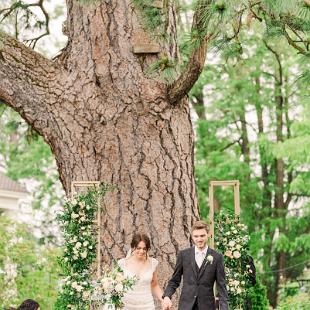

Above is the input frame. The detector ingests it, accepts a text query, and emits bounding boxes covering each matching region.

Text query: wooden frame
[208,180,240,248]
[71,181,102,278]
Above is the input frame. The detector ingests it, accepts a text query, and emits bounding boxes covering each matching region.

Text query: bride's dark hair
[131,233,151,252]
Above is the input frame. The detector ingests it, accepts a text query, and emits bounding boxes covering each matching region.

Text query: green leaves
[132,0,164,35]
[214,213,261,308]
[56,185,112,310]
[193,10,309,306]
[0,216,61,309]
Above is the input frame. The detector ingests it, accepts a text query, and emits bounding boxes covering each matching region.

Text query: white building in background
[0,172,29,219]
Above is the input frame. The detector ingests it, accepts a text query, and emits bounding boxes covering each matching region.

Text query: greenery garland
[214,212,265,309]
[55,185,110,310]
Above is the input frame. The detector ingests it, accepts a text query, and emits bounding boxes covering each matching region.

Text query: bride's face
[133,241,147,259]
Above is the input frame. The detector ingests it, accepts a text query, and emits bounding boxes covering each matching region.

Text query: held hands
[162,296,172,310]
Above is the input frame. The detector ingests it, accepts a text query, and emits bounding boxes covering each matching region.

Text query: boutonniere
[204,255,214,266]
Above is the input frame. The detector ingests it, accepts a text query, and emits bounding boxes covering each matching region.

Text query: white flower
[86,206,91,210]
[233,251,241,259]
[228,240,235,247]
[236,244,241,250]
[71,213,79,219]
[83,241,89,246]
[81,251,88,259]
[72,281,78,289]
[102,278,112,291]
[206,255,213,265]
[233,280,240,286]
[116,273,125,282]
[76,285,83,292]
[75,242,82,249]
[115,283,124,292]
[237,288,242,294]
[82,290,90,300]
[71,199,78,205]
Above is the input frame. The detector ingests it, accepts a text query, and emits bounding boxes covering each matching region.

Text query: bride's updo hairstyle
[131,233,151,252]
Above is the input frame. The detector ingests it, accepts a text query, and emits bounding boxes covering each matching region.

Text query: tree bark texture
[0,0,199,288]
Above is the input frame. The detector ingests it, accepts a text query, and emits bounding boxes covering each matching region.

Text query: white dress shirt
[195,245,208,268]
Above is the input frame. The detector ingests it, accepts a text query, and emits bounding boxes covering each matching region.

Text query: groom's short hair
[191,220,209,233]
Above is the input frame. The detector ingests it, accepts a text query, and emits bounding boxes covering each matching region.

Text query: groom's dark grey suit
[164,246,229,310]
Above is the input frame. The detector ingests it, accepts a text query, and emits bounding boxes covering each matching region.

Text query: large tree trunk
[0,0,201,288]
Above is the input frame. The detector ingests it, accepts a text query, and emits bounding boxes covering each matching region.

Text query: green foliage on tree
[0,215,61,309]
[0,103,64,245]
[193,16,310,308]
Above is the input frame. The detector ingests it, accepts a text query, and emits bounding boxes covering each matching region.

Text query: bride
[118,233,164,310]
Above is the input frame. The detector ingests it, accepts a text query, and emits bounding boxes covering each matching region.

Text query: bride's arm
[151,271,163,301]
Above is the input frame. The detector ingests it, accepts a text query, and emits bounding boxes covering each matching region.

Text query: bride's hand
[162,297,172,310]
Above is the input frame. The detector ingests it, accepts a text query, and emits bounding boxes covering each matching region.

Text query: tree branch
[0,33,61,136]
[1,0,50,48]
[220,138,242,152]
[167,0,212,105]
[283,26,307,55]
[263,40,283,85]
[167,36,209,105]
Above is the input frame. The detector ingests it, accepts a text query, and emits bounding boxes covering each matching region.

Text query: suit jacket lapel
[190,246,198,279]
[198,247,212,280]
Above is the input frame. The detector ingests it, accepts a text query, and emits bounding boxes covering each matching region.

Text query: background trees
[193,15,310,307]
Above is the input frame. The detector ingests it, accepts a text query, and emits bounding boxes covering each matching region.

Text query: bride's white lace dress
[118,257,158,310]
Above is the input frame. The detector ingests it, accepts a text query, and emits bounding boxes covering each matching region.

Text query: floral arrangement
[215,212,254,309]
[206,255,214,265]
[91,264,137,309]
[55,185,110,310]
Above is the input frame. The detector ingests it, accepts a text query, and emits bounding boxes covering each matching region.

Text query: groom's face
[192,229,208,250]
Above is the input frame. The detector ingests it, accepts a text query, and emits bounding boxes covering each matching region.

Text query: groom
[162,221,229,310]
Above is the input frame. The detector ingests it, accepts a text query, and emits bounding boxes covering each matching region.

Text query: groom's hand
[162,296,172,310]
